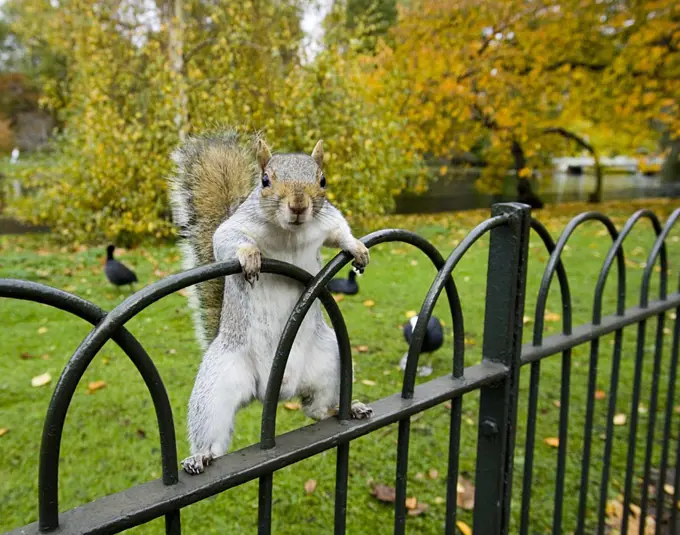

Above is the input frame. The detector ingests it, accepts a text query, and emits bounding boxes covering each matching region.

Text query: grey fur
[167,129,373,475]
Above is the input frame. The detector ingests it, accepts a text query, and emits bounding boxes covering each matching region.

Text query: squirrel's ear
[256,138,272,171]
[311,139,324,169]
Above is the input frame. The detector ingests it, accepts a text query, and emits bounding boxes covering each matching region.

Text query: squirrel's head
[255,138,326,229]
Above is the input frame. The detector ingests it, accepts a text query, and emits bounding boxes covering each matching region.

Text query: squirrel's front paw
[237,244,261,287]
[349,239,369,273]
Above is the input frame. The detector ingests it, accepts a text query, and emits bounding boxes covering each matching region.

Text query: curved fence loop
[640,208,680,307]
[593,210,661,322]
[260,229,465,449]
[534,212,619,343]
[16,259,339,532]
[528,219,572,346]
[401,214,510,398]
[0,279,178,533]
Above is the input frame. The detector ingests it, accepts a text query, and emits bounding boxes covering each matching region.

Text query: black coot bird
[104,245,138,289]
[399,314,445,377]
[326,269,358,295]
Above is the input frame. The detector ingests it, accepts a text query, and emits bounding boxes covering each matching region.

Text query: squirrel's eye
[319,174,326,188]
[262,173,271,188]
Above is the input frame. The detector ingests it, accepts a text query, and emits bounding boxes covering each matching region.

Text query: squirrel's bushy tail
[167,130,257,350]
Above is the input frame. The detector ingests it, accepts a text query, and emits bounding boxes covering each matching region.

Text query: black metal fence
[2,202,680,535]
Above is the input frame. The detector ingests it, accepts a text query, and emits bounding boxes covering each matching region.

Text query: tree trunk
[511,139,544,209]
[543,127,602,203]
[168,0,188,142]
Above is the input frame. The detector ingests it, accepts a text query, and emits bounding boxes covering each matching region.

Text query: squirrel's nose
[288,203,307,216]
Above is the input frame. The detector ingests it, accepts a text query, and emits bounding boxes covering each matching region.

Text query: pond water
[395,170,680,213]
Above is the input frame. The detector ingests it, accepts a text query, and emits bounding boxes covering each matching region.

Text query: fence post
[472,202,531,534]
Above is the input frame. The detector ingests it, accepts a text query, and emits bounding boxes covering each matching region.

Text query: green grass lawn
[1,199,680,534]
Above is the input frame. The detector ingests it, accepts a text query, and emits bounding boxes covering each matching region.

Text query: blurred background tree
[0,0,677,243]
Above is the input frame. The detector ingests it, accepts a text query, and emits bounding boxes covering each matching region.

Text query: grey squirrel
[167,130,373,475]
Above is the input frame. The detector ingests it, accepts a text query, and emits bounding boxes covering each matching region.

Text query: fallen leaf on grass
[428,469,439,480]
[552,400,561,408]
[410,260,418,266]
[522,315,533,324]
[434,496,445,505]
[87,380,107,394]
[31,373,52,387]
[38,327,48,335]
[544,311,561,322]
[407,500,428,516]
[333,294,345,303]
[284,401,301,410]
[362,379,376,386]
[304,479,317,494]
[406,310,417,319]
[613,413,627,426]
[405,497,417,510]
[363,299,376,308]
[177,288,190,297]
[457,476,475,510]
[371,484,396,503]
[136,429,146,439]
[0,428,8,437]
[456,520,472,535]
[355,345,369,353]
[544,437,560,448]
[595,390,607,400]
[20,352,35,360]
[606,499,655,534]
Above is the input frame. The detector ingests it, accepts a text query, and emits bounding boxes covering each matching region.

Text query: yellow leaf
[544,311,561,322]
[405,310,417,319]
[304,479,317,494]
[333,294,345,303]
[439,166,448,176]
[405,497,417,510]
[363,299,376,307]
[87,380,107,393]
[38,327,48,335]
[522,315,533,324]
[362,379,376,386]
[544,437,560,448]
[613,413,627,426]
[664,484,675,495]
[518,167,532,178]
[284,401,301,410]
[456,520,472,535]
[0,428,8,437]
[31,372,52,387]
[355,345,369,353]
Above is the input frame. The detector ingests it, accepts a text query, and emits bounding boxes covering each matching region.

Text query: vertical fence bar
[165,511,181,535]
[519,362,541,535]
[575,337,601,535]
[258,473,273,535]
[655,305,680,532]
[597,328,624,534]
[553,348,572,534]
[639,313,665,529]
[472,203,531,534]
[621,319,647,534]
[334,443,350,535]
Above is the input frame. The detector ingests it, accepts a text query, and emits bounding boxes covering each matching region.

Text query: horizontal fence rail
[2,202,680,535]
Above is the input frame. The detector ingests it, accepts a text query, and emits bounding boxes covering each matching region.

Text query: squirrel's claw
[349,239,370,273]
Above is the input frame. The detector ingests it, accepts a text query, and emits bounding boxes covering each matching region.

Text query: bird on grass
[104,245,138,290]
[399,314,445,377]
[326,269,359,295]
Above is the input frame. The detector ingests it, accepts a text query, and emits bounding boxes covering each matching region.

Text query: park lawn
[1,198,680,535]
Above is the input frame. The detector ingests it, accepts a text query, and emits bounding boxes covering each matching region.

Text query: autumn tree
[366,0,677,201]
[7,0,418,243]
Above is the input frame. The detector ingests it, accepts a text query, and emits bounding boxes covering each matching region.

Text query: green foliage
[6,0,419,245]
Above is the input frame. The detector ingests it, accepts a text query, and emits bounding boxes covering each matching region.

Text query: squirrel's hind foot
[181,452,214,475]
[350,400,373,420]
